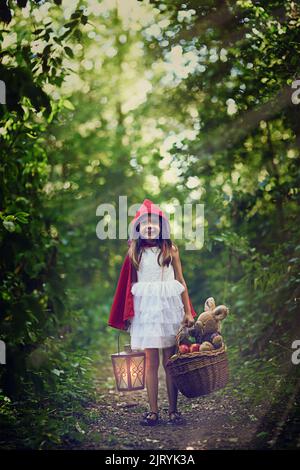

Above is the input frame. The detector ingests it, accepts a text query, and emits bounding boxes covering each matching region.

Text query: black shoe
[139,411,159,426]
[166,411,186,425]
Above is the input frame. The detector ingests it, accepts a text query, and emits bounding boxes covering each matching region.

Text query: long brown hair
[128,215,177,271]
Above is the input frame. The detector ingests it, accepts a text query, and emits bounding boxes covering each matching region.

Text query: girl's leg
[162,344,178,414]
[145,348,159,417]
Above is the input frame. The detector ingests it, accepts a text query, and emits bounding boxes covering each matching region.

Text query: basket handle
[175,324,187,353]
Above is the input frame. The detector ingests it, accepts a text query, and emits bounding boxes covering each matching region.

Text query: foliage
[1,0,300,448]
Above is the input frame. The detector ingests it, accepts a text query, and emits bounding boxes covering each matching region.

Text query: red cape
[108,252,197,331]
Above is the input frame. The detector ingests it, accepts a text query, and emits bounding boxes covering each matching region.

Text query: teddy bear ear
[213,305,228,321]
[204,297,215,311]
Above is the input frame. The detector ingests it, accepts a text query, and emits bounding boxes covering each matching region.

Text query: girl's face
[139,214,160,240]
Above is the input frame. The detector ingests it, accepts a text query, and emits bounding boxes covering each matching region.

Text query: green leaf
[15,212,29,224]
[52,369,64,377]
[3,220,16,232]
[256,431,269,439]
[64,47,74,58]
[63,99,75,111]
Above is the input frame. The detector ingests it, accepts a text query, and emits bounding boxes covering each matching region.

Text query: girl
[108,199,197,426]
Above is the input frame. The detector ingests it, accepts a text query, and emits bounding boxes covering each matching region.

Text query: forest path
[73,356,267,450]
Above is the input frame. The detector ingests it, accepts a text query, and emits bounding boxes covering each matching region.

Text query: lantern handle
[117,331,120,355]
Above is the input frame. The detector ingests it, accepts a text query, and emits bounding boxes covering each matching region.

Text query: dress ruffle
[131,279,185,297]
[129,280,185,349]
[128,249,186,349]
[132,292,184,323]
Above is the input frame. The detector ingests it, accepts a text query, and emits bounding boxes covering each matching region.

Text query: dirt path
[73,357,267,450]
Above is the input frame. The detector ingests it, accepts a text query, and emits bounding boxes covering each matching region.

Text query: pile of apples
[178,343,201,354]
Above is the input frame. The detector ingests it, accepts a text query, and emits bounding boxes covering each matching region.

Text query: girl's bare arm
[171,245,195,326]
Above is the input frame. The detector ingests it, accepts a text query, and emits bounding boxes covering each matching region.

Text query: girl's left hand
[182,314,195,327]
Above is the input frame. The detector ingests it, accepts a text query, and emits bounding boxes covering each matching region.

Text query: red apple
[190,343,200,352]
[179,344,190,354]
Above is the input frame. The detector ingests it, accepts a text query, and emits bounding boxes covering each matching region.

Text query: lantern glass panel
[130,355,145,388]
[111,350,145,392]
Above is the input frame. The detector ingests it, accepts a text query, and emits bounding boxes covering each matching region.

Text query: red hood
[132,198,169,224]
[129,198,171,242]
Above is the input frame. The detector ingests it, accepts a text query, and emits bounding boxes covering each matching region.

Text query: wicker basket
[166,330,229,398]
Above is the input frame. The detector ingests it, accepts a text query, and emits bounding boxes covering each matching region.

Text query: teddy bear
[177,297,229,352]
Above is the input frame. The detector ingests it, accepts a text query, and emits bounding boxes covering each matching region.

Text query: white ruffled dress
[128,246,186,349]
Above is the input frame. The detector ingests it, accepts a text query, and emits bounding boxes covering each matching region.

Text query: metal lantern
[111,336,145,392]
